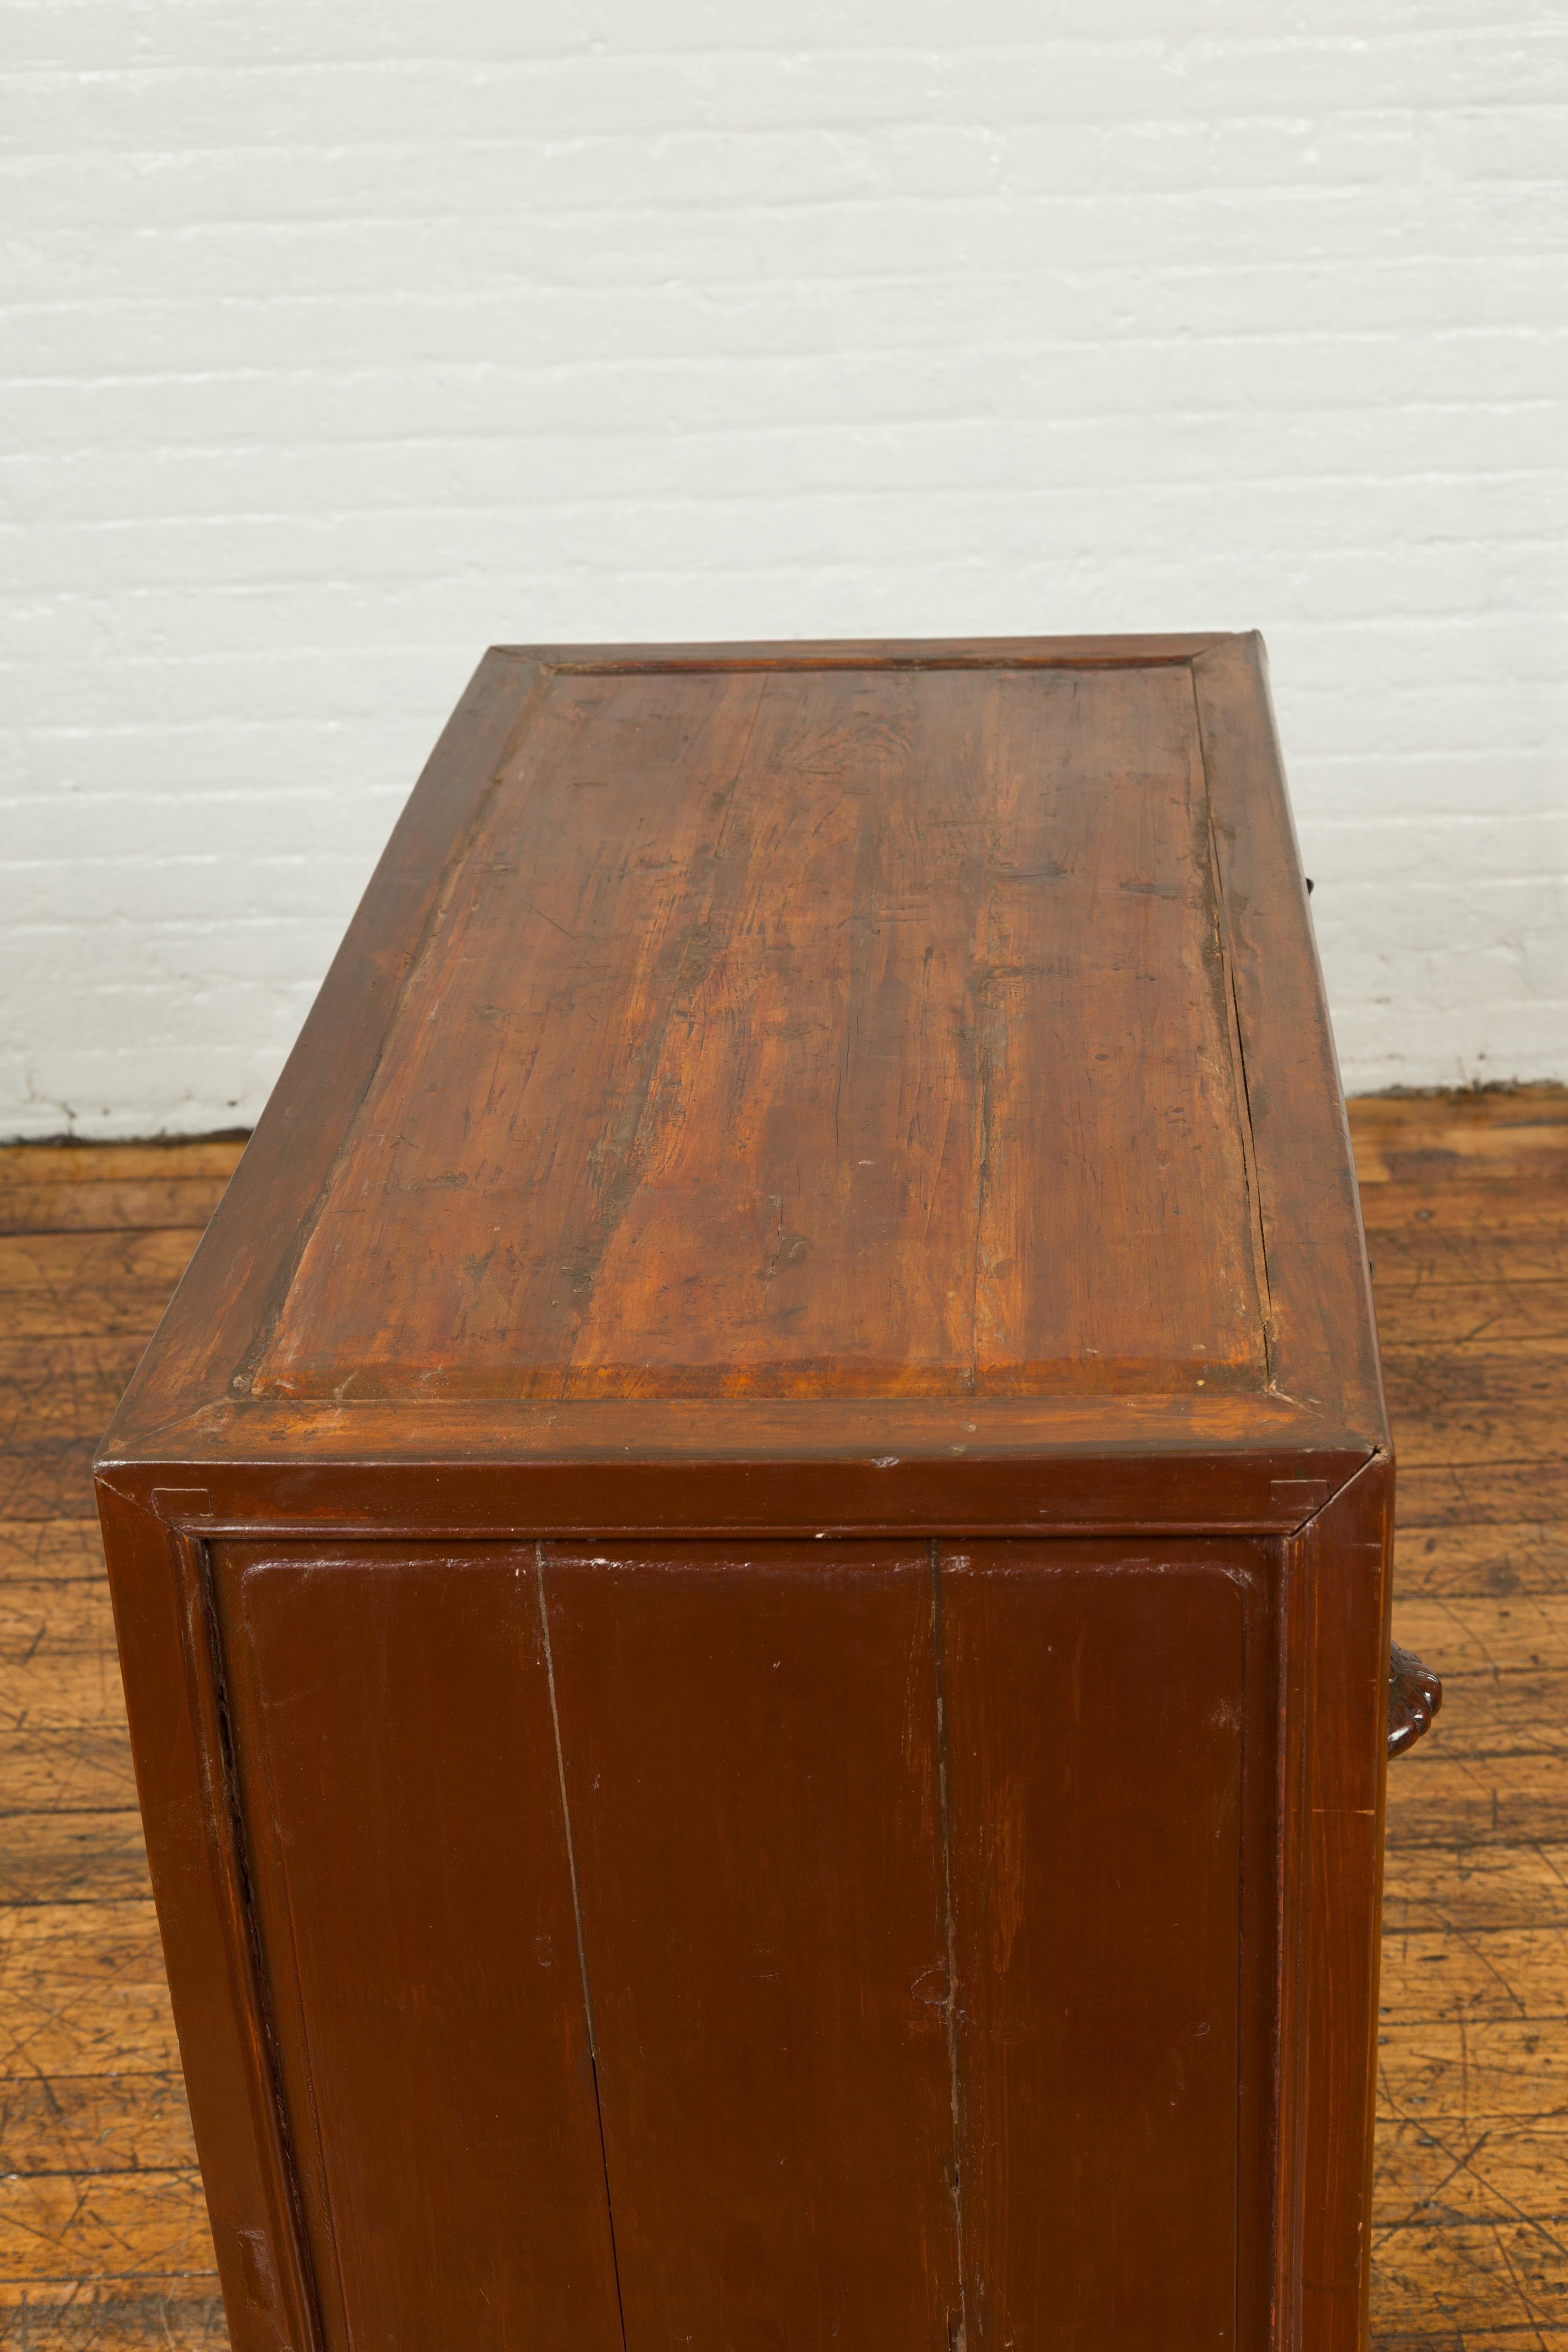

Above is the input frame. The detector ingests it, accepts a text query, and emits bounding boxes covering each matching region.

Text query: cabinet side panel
[212,1549,623,2352]
[943,1549,1256,2352]
[1282,1457,1394,2352]
[542,1542,960,2352]
[95,1489,314,2352]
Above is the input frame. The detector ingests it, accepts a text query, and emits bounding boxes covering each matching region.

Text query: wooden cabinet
[98,635,1400,2352]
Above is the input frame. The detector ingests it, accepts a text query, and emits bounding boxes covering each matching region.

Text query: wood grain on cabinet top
[101,636,1386,1475]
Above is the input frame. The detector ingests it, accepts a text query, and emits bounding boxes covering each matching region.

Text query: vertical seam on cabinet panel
[534,1548,629,2352]
[177,1537,330,2352]
[237,1577,356,2352]
[930,1540,970,2352]
[1234,1565,1251,2352]
[1278,1532,1311,2352]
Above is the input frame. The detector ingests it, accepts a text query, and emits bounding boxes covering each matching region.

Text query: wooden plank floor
[2,1090,1565,2349]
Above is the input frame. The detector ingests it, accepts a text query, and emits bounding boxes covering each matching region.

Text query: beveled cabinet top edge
[97,632,1389,1477]
[1191,634,1387,1444]
[95,1436,1380,1544]
[100,1387,1368,1467]
[502,632,1231,671]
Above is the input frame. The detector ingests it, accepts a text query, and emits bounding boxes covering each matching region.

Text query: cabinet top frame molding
[98,633,1387,1537]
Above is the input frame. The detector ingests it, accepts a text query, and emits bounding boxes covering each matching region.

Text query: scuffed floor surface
[2,1089,1565,2348]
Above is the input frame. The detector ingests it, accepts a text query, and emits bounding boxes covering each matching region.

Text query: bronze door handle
[1388,1643,1442,1758]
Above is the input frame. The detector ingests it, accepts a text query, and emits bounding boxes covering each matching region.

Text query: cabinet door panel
[212,1548,622,2352]
[543,1542,960,2352]
[943,1550,1261,2352]
[207,1538,1271,2352]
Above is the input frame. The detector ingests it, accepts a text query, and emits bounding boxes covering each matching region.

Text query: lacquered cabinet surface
[542,1542,956,2352]
[98,637,1394,2352]
[211,1537,1278,2352]
[211,1548,622,2352]
[945,1547,1268,2351]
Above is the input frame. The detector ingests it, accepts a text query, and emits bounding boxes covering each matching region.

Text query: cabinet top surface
[103,635,1386,1485]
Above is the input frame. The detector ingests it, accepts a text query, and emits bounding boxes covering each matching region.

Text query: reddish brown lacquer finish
[96,636,1393,2352]
[543,1544,959,2349]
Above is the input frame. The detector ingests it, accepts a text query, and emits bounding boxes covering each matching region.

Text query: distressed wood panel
[257,664,1269,1404]
[0,1145,244,1191]
[1374,2116,1568,2220]
[1369,2221,1568,2335]
[1383,1845,1568,1935]
[0,1580,116,1659]
[0,1524,105,1585]
[1349,1086,1568,1184]
[0,1729,138,1814]
[1388,1401,1568,1466]
[0,2172,213,2288]
[0,2075,197,2176]
[0,1344,151,1431]
[0,1356,141,1527]
[1385,1751,1568,1848]
[0,1669,131,1738]
[0,2288,227,2351]
[1397,1462,1568,1525]
[0,1232,201,1340]
[1373,1280,1568,1347]
[1392,1523,1568,1599]
[0,1813,148,1906]
[1383,1337,1568,1408]
[0,1904,180,2079]
[0,1453,111,1525]
[0,1183,232,1240]
[1360,1171,1568,1232]
[1368,2337,1568,2352]
[1378,1927,1568,2023]
[1371,1228,1568,1286]
[1378,2019,1568,2118]
[1391,1592,1568,1673]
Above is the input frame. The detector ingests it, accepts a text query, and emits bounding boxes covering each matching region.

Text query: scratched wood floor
[1,1088,1565,2351]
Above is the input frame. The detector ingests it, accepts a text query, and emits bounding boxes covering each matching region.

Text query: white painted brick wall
[3,0,1565,1136]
